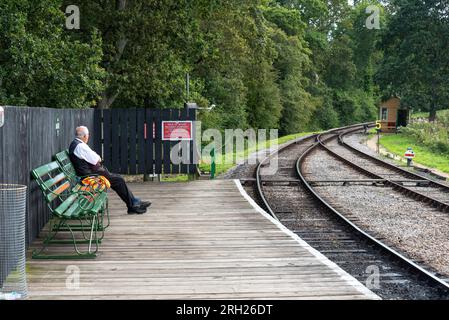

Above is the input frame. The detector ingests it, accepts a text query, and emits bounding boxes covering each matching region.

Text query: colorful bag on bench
[81,176,111,193]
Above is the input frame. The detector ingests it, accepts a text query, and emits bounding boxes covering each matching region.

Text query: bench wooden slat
[55,150,78,180]
[47,181,71,202]
[61,197,84,219]
[54,194,79,217]
[32,162,60,178]
[44,172,67,189]
[90,192,108,213]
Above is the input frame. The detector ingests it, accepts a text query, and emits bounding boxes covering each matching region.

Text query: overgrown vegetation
[401,116,449,155]
[411,109,449,119]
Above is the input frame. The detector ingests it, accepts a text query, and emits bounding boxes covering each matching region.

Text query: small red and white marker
[404,149,415,159]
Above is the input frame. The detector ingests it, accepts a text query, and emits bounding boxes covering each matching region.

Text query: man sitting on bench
[69,126,151,214]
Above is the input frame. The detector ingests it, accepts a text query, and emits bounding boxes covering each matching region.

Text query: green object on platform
[31,158,110,259]
[210,148,216,179]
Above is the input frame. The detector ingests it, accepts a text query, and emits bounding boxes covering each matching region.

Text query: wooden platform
[26,180,379,300]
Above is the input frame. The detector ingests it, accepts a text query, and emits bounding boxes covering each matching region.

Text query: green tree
[0,0,105,108]
[264,4,316,134]
[322,0,381,125]
[377,0,449,121]
[191,0,259,130]
[65,0,199,109]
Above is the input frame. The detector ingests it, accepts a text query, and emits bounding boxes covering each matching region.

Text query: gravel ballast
[304,136,449,278]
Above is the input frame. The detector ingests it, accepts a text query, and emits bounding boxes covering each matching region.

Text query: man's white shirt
[74,138,101,165]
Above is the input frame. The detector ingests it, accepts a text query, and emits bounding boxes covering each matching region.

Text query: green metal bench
[54,150,78,183]
[31,161,108,259]
[54,150,110,230]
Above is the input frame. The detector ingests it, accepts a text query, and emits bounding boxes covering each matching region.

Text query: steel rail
[255,134,316,220]
[296,128,449,290]
[255,122,372,220]
[318,131,449,212]
[338,130,449,207]
[339,131,449,189]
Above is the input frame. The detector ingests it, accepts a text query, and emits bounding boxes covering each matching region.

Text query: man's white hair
[76,126,89,138]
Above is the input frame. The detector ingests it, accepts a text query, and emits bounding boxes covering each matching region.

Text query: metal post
[210,148,216,180]
[376,130,380,154]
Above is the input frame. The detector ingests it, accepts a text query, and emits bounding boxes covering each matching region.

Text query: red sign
[162,121,193,141]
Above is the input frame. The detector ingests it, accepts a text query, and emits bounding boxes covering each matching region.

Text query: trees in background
[377,0,449,121]
[1,0,444,131]
[0,0,105,108]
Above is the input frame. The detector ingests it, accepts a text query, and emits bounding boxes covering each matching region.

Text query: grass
[199,131,316,176]
[380,133,449,174]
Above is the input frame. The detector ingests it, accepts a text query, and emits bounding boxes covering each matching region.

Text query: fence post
[210,148,216,180]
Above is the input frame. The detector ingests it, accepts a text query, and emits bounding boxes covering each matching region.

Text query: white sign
[162,121,193,141]
[0,106,4,128]
[404,149,415,159]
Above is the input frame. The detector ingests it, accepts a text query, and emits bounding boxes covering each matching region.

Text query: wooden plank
[19,107,31,245]
[27,294,370,300]
[119,109,128,174]
[137,109,145,174]
[111,109,120,173]
[26,180,377,300]
[145,109,154,175]
[31,108,44,240]
[162,109,171,174]
[128,108,137,175]
[103,109,112,169]
[93,109,102,157]
[153,109,162,174]
[171,108,180,174]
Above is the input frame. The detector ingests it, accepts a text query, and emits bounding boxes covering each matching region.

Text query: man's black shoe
[128,205,147,215]
[140,201,152,209]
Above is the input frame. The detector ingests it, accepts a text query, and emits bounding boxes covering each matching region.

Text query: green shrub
[402,118,449,154]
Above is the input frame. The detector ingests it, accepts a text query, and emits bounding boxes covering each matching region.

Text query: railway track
[322,131,449,211]
[250,123,449,299]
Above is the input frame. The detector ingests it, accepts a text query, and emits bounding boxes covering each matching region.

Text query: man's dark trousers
[94,166,136,209]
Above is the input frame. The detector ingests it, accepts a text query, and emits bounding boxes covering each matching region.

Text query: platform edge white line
[233,179,380,300]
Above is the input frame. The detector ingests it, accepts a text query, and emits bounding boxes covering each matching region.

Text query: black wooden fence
[96,108,197,175]
[0,106,95,245]
[0,106,198,249]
